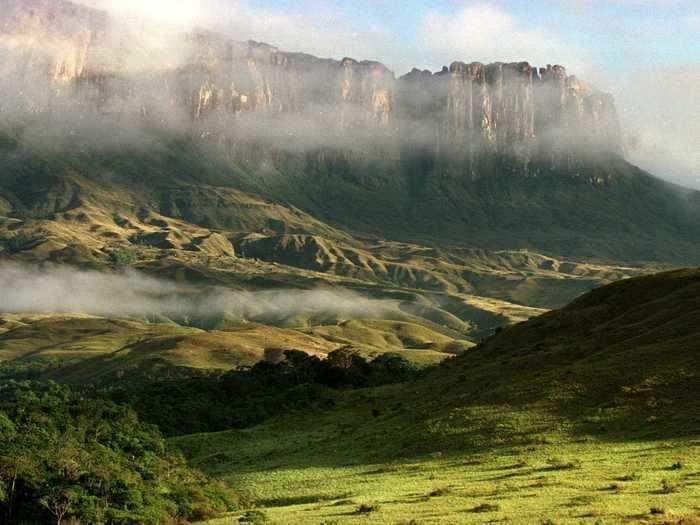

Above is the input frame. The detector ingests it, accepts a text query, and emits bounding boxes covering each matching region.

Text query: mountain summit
[1,0,620,170]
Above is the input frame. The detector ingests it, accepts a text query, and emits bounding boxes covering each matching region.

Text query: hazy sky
[72,0,700,186]
[83,0,698,74]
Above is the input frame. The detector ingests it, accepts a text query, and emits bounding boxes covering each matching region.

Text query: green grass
[177,413,700,524]
[168,269,700,524]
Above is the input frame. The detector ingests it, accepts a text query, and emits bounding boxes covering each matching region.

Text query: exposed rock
[0,0,623,178]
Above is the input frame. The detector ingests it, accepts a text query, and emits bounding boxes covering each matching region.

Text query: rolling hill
[175,269,700,524]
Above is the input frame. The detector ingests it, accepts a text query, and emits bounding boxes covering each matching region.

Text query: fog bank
[0,264,388,321]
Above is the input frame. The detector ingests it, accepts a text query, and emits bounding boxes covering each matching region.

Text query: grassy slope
[0,314,473,382]
[245,151,700,265]
[0,140,658,380]
[175,269,700,524]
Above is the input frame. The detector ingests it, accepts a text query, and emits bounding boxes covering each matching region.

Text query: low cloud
[0,264,389,321]
[687,15,700,32]
[418,2,589,73]
[76,0,394,66]
[613,65,700,188]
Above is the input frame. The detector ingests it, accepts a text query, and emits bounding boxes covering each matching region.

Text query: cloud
[418,2,589,72]
[77,0,394,66]
[688,15,700,31]
[614,65,700,188]
[0,264,390,322]
[561,0,688,8]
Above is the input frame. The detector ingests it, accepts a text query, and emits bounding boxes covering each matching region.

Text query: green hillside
[1,134,664,378]
[173,269,700,524]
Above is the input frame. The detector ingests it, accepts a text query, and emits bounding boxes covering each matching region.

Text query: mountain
[1,0,699,266]
[0,0,695,375]
[1,0,619,160]
[177,268,700,523]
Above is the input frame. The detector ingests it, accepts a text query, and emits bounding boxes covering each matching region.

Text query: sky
[84,0,698,75]
[78,0,700,186]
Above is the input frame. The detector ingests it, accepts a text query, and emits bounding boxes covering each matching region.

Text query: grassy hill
[1,135,662,378]
[0,314,475,383]
[173,269,700,524]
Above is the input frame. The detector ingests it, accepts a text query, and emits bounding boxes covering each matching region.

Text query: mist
[0,0,694,185]
[615,66,700,189]
[0,264,389,321]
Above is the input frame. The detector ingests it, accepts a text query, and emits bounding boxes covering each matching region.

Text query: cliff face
[0,0,107,82]
[398,62,622,174]
[0,0,623,177]
[177,35,395,130]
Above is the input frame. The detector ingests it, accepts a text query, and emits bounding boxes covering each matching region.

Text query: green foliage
[109,248,138,267]
[0,381,236,524]
[114,349,423,436]
[239,509,269,523]
[0,232,39,253]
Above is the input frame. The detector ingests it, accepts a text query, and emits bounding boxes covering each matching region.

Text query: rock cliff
[0,0,623,176]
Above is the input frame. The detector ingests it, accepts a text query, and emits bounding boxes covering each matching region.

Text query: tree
[0,381,237,524]
[40,487,77,525]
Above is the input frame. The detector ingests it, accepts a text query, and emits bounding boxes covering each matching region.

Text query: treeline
[113,349,422,436]
[0,349,424,523]
[0,381,237,525]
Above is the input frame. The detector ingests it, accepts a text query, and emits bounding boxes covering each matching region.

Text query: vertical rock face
[174,35,395,135]
[0,0,623,178]
[0,0,107,82]
[397,62,622,177]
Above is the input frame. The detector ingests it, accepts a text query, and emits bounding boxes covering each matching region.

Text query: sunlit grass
[182,424,700,524]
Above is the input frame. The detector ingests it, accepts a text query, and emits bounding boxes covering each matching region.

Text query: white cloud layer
[78,0,394,66]
[0,264,389,320]
[615,65,700,188]
[418,2,590,72]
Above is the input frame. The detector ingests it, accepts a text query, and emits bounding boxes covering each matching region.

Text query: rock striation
[0,0,623,177]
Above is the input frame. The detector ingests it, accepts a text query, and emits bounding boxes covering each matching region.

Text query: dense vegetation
[113,349,422,436]
[0,349,424,523]
[0,381,237,524]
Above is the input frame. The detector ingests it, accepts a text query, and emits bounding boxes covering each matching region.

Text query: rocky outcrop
[398,62,622,176]
[0,0,623,177]
[172,34,396,145]
[0,0,107,82]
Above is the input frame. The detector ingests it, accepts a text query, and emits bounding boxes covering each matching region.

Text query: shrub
[239,509,269,524]
[109,248,138,267]
[470,503,500,513]
[355,503,380,514]
[1,232,38,253]
[661,479,680,493]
